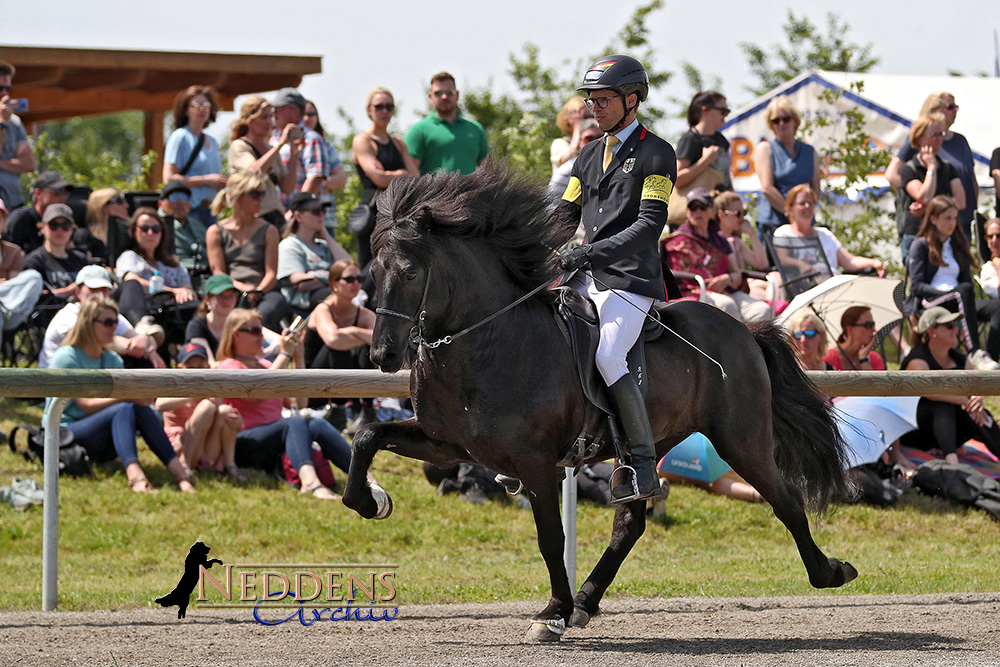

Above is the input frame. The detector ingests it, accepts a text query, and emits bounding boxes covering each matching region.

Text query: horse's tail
[750,319,852,511]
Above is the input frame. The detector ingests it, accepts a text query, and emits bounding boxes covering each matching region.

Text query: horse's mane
[372,161,563,291]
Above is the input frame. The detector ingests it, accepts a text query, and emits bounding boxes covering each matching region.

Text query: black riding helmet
[578,55,649,133]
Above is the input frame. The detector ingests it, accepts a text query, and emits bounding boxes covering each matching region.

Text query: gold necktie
[603,135,619,171]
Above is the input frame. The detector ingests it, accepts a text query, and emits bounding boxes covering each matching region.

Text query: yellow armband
[562,176,582,205]
[641,174,673,202]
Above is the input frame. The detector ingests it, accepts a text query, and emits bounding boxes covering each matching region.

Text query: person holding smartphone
[0,60,36,210]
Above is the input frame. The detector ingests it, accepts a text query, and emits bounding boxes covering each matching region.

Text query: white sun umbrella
[776,274,905,346]
[833,396,920,468]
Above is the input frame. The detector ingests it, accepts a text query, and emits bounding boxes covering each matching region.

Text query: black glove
[559,245,592,272]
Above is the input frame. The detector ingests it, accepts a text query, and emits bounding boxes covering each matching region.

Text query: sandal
[301,483,340,501]
[224,464,248,483]
[129,477,159,494]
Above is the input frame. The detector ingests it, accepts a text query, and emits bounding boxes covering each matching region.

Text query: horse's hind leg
[569,498,646,628]
[342,419,468,520]
[523,474,575,642]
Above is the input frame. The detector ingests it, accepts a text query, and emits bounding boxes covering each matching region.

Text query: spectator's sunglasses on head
[47,219,74,231]
[687,201,710,212]
[108,195,126,205]
[340,275,362,284]
[371,103,395,112]
[792,329,818,340]
[93,317,118,328]
[167,192,190,203]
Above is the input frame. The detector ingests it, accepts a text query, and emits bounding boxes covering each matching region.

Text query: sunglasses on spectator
[723,209,745,218]
[585,96,616,111]
[0,85,12,93]
[851,321,876,329]
[936,321,958,330]
[47,220,74,231]
[93,318,118,328]
[340,275,362,284]
[942,103,959,111]
[248,190,266,200]
[238,326,264,336]
[771,116,793,125]
[372,103,395,112]
[708,105,731,115]
[431,90,457,98]
[687,202,710,212]
[303,111,317,117]
[167,192,190,203]
[108,195,126,205]
[189,101,212,110]
[792,329,818,339]
[138,224,162,234]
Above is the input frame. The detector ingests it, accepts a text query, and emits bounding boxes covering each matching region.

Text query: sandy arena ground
[3,593,1000,666]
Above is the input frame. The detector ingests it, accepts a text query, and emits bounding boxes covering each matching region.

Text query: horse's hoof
[371,483,393,520]
[839,560,859,585]
[568,607,591,628]
[525,618,565,642]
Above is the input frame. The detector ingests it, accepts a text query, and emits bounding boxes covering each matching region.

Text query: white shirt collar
[607,118,639,152]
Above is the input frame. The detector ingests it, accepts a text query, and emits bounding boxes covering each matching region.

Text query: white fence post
[562,468,577,592]
[42,397,69,611]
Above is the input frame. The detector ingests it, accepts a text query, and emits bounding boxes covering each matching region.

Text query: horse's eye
[404,271,418,281]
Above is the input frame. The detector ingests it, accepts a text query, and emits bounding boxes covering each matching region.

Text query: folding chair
[764,233,836,301]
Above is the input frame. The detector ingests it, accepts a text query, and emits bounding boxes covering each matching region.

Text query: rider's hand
[559,245,592,272]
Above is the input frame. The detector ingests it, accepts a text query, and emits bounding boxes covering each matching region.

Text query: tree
[740,11,879,96]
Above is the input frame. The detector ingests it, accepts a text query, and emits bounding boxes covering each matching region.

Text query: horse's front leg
[342,418,468,520]
[523,474,574,642]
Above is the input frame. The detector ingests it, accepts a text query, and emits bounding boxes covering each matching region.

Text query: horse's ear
[413,205,434,231]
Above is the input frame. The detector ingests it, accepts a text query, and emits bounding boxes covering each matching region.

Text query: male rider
[554,55,679,502]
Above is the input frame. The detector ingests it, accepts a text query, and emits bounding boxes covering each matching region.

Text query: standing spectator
[23,203,88,311]
[228,95,301,228]
[76,187,128,266]
[896,114,964,266]
[270,89,345,209]
[754,97,820,244]
[158,180,207,278]
[277,192,351,312]
[163,86,227,227]
[405,72,489,175]
[351,88,419,268]
[45,296,194,493]
[550,96,593,172]
[886,92,978,244]
[0,60,35,209]
[0,197,43,346]
[676,91,732,192]
[2,171,69,254]
[303,100,348,230]
[991,146,999,218]
[206,171,291,332]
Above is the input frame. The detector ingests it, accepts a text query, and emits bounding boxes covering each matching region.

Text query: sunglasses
[0,85,12,93]
[93,317,118,328]
[189,101,213,110]
[585,96,616,110]
[771,116,793,125]
[303,111,317,117]
[942,103,959,111]
[851,321,876,329]
[372,103,395,112]
[108,195,126,205]
[687,202,710,212]
[237,326,264,336]
[167,192,190,204]
[248,190,266,200]
[340,275,362,284]
[792,329,818,339]
[47,220,74,231]
[708,105,731,115]
[431,89,457,98]
[138,224,162,234]
[723,209,745,218]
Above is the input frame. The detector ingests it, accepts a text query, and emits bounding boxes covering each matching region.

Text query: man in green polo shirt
[405,72,490,175]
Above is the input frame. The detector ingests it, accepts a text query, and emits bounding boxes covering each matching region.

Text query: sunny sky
[4,0,1000,143]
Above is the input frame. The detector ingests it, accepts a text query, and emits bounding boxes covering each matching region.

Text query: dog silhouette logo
[155,541,222,619]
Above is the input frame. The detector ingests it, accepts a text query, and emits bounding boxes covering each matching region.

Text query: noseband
[375,266,551,351]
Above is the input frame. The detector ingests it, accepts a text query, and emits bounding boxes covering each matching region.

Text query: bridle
[375,266,551,351]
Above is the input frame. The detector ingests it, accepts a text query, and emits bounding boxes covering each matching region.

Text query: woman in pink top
[216,308,351,499]
[823,305,887,371]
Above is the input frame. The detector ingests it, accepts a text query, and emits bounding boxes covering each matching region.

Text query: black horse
[342,162,857,641]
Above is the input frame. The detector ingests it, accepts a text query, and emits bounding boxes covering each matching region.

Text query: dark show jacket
[563,123,680,302]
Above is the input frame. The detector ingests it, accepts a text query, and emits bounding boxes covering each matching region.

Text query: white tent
[721,70,1000,196]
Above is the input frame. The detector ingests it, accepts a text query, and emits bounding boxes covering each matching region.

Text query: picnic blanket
[901,441,1000,479]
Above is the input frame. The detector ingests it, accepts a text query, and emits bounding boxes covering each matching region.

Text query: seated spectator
[75,187,128,266]
[216,308,351,500]
[551,96,593,172]
[44,296,194,493]
[2,171,69,254]
[185,273,280,365]
[661,188,770,322]
[228,95,301,228]
[0,197,43,345]
[163,85,227,227]
[975,218,1000,361]
[278,192,351,312]
[714,190,768,272]
[787,310,832,371]
[39,265,165,369]
[154,342,245,481]
[549,119,602,199]
[207,171,291,332]
[23,203,89,313]
[901,306,1000,463]
[823,306,886,371]
[906,195,997,370]
[159,180,208,280]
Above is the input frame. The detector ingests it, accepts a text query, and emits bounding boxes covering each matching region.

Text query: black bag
[913,459,1000,521]
[347,200,377,236]
[8,424,92,477]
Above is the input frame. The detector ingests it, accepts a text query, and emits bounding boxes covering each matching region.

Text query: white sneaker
[135,315,165,348]
[969,349,1000,370]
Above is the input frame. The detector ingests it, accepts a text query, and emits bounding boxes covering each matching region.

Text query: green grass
[1,396,999,612]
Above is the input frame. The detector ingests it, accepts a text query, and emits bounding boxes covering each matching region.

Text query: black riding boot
[607,375,662,502]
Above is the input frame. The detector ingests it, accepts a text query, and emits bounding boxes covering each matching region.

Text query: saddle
[550,287,665,468]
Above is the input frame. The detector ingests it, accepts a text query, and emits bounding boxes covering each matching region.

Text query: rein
[376,267,551,350]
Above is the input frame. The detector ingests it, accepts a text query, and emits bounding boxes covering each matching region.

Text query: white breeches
[568,272,653,386]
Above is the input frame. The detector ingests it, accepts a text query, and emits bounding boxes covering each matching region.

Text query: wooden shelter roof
[0,45,323,124]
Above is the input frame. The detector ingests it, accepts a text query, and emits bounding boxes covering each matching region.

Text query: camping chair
[764,233,836,301]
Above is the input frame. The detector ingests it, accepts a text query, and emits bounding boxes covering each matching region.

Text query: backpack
[8,424,92,477]
[913,459,1000,521]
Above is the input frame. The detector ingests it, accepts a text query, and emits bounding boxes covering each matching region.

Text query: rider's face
[588,91,624,133]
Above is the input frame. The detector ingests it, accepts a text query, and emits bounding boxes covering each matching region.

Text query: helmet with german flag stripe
[578,55,649,102]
